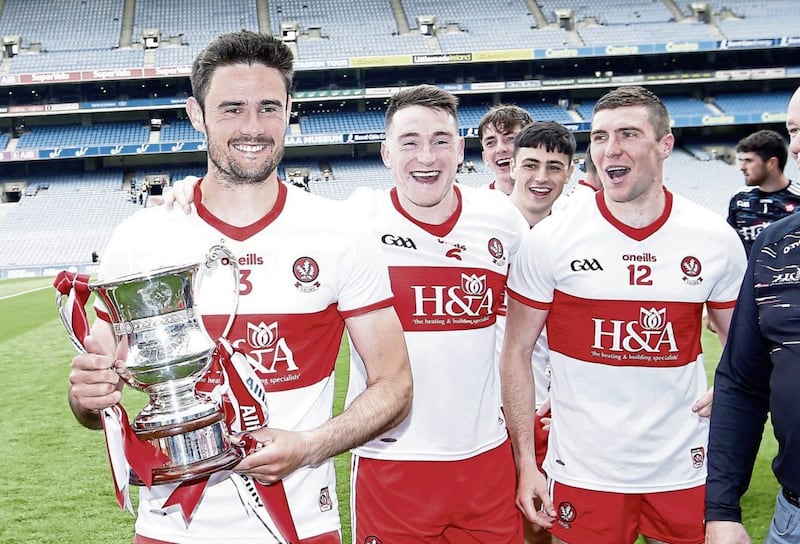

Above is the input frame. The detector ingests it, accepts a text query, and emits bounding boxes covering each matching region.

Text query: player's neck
[759,174,790,193]
[494,177,514,195]
[200,174,281,227]
[604,183,666,229]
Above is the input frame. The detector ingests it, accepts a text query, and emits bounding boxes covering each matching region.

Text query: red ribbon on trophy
[164,340,299,541]
[54,271,171,509]
[56,271,299,541]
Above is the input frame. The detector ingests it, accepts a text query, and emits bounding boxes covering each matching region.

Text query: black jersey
[727,181,800,255]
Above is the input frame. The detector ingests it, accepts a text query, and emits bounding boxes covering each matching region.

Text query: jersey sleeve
[707,225,748,308]
[507,219,555,309]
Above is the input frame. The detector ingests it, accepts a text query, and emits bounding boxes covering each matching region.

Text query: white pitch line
[0,285,51,301]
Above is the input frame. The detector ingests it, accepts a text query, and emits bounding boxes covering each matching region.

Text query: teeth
[530,187,551,195]
[234,144,265,152]
[496,158,511,167]
[412,171,440,179]
[606,167,629,179]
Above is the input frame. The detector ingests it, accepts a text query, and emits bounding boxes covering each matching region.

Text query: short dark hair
[191,30,294,112]
[385,84,458,132]
[514,121,576,162]
[736,129,788,171]
[478,104,533,141]
[593,86,671,139]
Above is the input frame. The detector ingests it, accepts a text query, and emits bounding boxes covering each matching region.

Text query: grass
[0,279,779,543]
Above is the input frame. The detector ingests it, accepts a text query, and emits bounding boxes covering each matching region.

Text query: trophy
[57,244,242,485]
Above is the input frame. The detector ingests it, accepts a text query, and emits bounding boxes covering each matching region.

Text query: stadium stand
[0,0,798,273]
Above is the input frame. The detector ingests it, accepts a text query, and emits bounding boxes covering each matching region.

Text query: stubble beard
[207,137,284,187]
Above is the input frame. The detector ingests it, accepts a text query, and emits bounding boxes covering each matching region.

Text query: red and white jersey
[95,181,394,542]
[345,185,528,461]
[508,189,746,493]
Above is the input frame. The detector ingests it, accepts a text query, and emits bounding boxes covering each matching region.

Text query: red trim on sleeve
[340,296,397,320]
[506,288,551,310]
[707,299,737,310]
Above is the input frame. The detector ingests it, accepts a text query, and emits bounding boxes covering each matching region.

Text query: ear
[660,133,675,158]
[284,95,293,128]
[380,141,391,168]
[186,97,206,135]
[766,155,779,172]
[457,136,465,165]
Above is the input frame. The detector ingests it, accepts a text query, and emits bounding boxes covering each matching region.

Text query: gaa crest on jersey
[293,256,320,293]
[680,255,703,286]
[487,237,506,266]
[557,501,577,528]
[691,446,706,469]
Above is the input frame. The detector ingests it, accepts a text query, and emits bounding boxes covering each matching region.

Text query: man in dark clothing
[705,86,800,544]
[727,129,800,256]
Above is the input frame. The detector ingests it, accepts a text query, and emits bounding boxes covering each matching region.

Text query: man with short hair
[727,129,800,256]
[66,30,412,543]
[478,104,534,194]
[502,121,576,544]
[500,86,746,544]
[705,87,800,544]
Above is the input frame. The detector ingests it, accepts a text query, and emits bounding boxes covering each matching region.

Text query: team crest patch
[318,486,332,511]
[691,446,705,469]
[680,255,703,285]
[293,256,321,293]
[364,537,383,544]
[488,237,506,266]
[557,501,577,528]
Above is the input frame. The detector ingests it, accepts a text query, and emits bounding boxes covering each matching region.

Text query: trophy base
[131,411,242,486]
[130,449,241,486]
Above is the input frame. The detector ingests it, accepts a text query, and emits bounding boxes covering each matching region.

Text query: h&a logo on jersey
[681,255,703,285]
[412,273,493,322]
[381,233,417,250]
[570,258,603,272]
[488,237,506,266]
[592,307,678,356]
[293,256,320,293]
[557,502,577,528]
[232,321,300,377]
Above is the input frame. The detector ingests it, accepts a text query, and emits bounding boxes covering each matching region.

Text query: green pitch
[0,278,778,543]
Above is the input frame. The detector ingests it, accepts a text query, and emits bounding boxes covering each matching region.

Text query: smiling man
[499,86,747,544]
[345,84,528,543]
[479,104,534,194]
[66,31,412,544]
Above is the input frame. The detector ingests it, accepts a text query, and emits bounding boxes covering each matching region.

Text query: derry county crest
[488,237,506,267]
[293,256,321,293]
[680,255,703,286]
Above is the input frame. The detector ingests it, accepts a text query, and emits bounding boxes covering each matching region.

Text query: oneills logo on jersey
[680,255,703,285]
[293,256,321,293]
[557,501,577,528]
[232,321,300,377]
[487,237,506,267]
[411,273,494,323]
[591,307,679,360]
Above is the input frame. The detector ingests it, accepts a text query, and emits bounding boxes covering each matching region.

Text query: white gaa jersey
[345,185,528,461]
[95,181,393,542]
[508,189,747,493]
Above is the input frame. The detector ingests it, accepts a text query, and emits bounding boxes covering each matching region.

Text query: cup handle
[204,243,240,340]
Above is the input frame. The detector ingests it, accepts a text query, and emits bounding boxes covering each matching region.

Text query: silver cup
[58,244,242,485]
